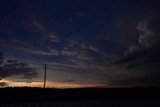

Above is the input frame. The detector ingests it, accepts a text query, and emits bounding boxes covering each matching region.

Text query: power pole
[44,64,47,89]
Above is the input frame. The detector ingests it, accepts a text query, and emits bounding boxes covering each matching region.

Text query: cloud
[80,43,88,49]
[62,50,79,56]
[61,40,117,75]
[118,16,160,64]
[68,41,79,48]
[0,61,38,79]
[18,46,60,56]
[0,82,8,87]
[31,20,46,32]
[113,52,160,87]
[111,61,160,87]
[76,12,87,17]
[113,16,160,87]
[62,80,75,83]
[28,17,60,43]
[137,16,160,48]
[1,38,61,56]
[126,45,142,54]
[89,45,99,53]
[47,33,60,43]
[0,51,38,80]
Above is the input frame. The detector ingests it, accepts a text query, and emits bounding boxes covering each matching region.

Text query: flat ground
[0,87,160,107]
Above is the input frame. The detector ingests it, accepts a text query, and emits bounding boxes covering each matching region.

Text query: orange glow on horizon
[0,80,111,89]
[0,79,11,82]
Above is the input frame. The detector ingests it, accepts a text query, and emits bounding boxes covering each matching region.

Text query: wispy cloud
[31,20,46,32]
[62,50,79,56]
[76,12,87,17]
[89,45,99,53]
[28,17,60,43]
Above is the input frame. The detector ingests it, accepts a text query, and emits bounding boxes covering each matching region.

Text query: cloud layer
[0,0,160,87]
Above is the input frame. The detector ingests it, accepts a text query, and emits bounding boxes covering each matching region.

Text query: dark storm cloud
[0,51,38,80]
[116,45,160,67]
[111,61,160,87]
[0,82,8,87]
[116,16,160,65]
[111,0,160,50]
[106,0,160,86]
[112,16,160,87]
[137,16,160,48]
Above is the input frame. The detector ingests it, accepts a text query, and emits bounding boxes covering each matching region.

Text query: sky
[0,0,160,88]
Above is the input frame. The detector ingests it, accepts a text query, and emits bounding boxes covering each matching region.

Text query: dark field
[0,87,160,107]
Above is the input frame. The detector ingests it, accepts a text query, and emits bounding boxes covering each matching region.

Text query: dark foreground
[1,99,160,107]
[0,87,160,107]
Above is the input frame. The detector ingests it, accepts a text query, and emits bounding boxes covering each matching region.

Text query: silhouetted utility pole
[44,64,47,89]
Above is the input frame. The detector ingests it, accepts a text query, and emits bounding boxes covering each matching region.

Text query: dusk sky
[0,0,160,88]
